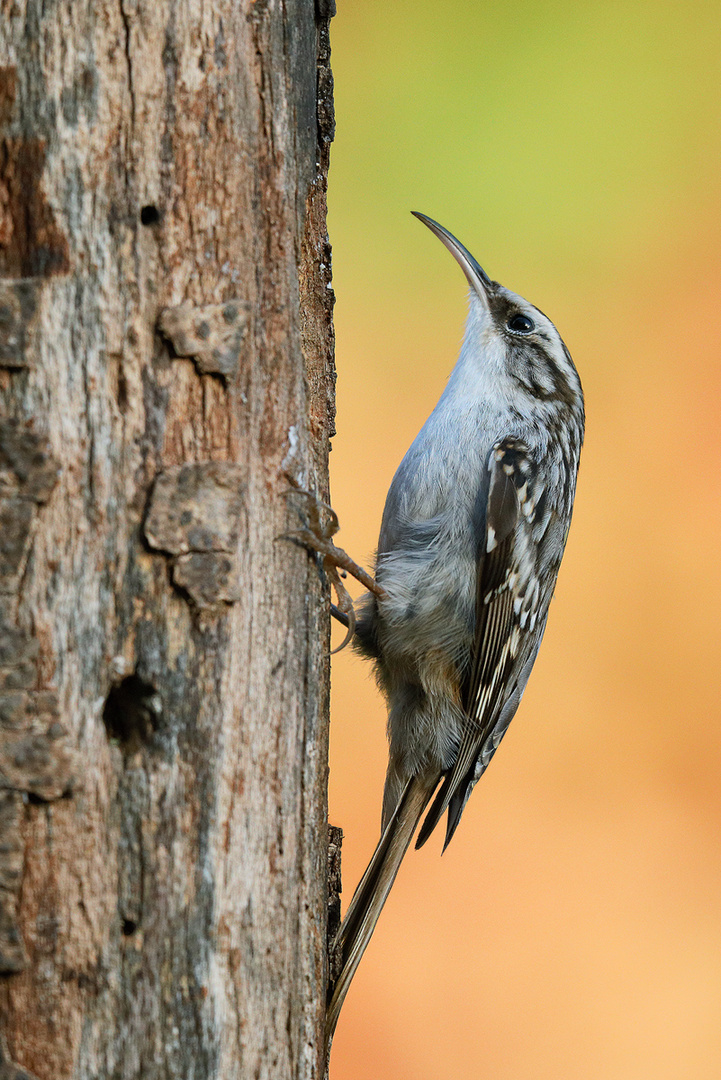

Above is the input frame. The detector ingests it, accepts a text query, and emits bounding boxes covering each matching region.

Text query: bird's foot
[282,484,386,652]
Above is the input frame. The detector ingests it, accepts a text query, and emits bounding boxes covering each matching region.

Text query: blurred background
[324,2,721,1078]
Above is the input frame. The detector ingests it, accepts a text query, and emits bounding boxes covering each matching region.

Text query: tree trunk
[0,1,336,1077]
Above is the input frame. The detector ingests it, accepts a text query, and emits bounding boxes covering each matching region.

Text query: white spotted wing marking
[416,436,545,849]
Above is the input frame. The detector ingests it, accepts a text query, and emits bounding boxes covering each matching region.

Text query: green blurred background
[325,2,721,1078]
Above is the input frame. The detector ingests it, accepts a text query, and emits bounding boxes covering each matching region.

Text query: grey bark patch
[0,620,73,802]
[0,421,59,503]
[158,301,250,380]
[327,825,343,987]
[0,725,73,801]
[116,764,150,936]
[0,621,39,669]
[145,462,245,556]
[0,499,34,586]
[0,281,41,370]
[0,791,25,973]
[172,551,241,608]
[0,421,71,809]
[0,645,73,975]
[145,463,246,607]
[0,424,59,594]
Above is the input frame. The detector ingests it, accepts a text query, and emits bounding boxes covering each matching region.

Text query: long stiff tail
[325,774,436,1050]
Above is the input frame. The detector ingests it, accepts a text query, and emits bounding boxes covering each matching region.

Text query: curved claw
[325,563,357,652]
[331,602,356,654]
[330,604,350,628]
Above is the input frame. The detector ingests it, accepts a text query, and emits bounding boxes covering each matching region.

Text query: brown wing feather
[416,438,537,849]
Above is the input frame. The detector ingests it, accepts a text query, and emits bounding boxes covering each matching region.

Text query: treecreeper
[290,212,584,1055]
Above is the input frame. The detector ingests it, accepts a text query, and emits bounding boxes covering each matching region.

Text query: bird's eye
[507,313,535,335]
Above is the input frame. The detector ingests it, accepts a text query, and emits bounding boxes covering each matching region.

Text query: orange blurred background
[325,2,721,1078]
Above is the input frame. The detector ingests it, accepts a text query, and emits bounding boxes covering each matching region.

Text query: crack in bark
[119,0,136,134]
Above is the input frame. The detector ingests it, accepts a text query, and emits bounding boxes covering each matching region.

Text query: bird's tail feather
[325,774,436,1050]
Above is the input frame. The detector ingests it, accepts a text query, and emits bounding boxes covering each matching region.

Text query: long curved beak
[412,212,492,307]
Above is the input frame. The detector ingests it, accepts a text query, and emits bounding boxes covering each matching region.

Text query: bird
[291,212,584,1050]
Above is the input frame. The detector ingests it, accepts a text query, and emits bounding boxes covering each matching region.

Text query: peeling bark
[0,1,335,1077]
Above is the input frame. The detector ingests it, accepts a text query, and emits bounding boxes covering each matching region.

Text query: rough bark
[0,1,336,1077]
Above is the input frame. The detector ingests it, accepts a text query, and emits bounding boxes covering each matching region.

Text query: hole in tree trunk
[103,674,161,753]
[140,204,160,226]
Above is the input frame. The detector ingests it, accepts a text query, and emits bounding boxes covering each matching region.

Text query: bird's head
[412,212,583,415]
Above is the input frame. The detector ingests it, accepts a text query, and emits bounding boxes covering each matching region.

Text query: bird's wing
[416,436,551,850]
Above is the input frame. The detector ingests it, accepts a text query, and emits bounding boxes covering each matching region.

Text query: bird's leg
[283,485,387,651]
[284,485,386,599]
